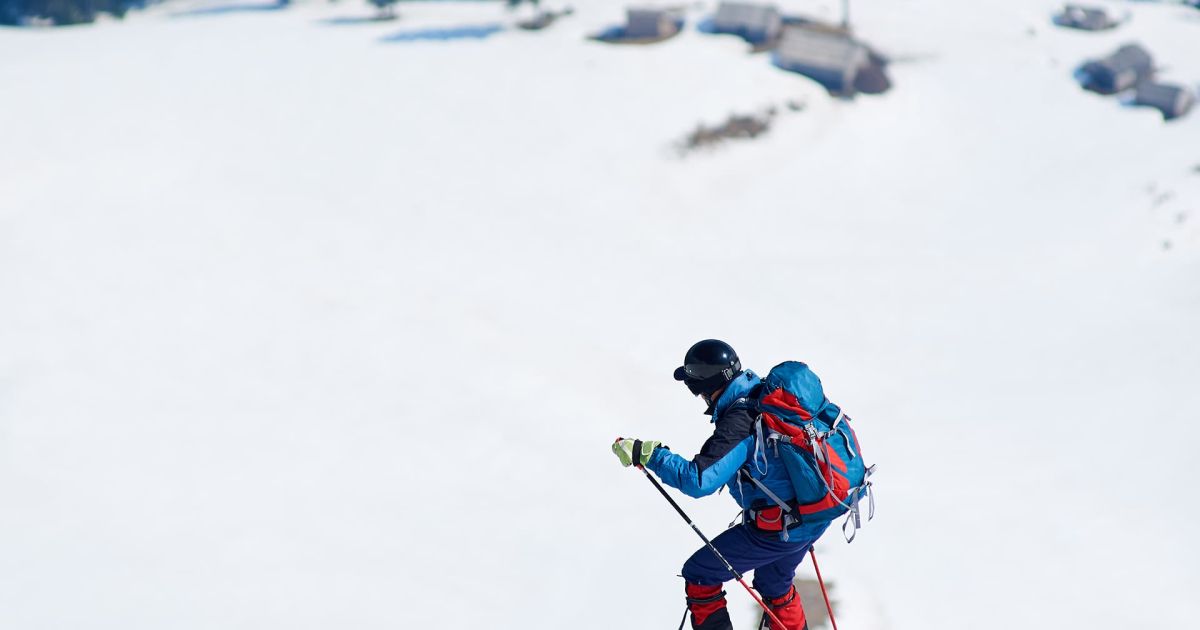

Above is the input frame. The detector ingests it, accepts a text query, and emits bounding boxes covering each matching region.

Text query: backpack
[745,361,876,542]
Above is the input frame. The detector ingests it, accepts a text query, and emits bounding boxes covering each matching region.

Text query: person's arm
[645,411,754,498]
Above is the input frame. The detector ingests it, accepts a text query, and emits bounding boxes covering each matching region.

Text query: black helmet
[673,339,742,397]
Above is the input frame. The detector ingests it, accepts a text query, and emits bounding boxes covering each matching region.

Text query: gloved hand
[612,437,662,468]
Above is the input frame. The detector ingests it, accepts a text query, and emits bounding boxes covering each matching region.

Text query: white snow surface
[2,1,1199,628]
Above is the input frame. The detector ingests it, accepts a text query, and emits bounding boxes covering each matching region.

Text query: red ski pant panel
[684,583,730,629]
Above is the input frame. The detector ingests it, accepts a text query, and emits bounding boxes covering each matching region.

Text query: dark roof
[1133,83,1196,119]
[1076,43,1154,94]
[1105,44,1152,70]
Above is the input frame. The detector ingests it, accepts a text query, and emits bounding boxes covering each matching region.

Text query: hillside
[1,1,1198,629]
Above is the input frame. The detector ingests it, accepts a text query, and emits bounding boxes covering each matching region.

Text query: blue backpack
[748,361,875,542]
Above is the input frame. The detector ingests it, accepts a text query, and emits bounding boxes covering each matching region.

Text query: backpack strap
[840,464,876,543]
[740,469,793,517]
[827,409,859,460]
[746,417,792,511]
[739,469,800,542]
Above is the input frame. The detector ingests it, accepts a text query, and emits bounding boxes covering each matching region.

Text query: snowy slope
[1,1,1199,629]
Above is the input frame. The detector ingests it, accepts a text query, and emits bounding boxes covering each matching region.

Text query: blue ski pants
[681,524,824,599]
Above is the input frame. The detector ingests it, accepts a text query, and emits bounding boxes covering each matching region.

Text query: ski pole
[808,548,839,630]
[637,465,789,629]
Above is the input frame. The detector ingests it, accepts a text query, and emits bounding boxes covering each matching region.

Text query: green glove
[612,438,662,468]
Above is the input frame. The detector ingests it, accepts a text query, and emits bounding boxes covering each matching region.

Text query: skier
[612,340,828,630]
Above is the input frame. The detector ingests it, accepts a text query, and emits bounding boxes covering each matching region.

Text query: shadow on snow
[319,15,398,26]
[379,23,504,42]
[170,1,288,18]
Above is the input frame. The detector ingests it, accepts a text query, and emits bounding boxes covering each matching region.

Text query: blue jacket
[646,371,829,541]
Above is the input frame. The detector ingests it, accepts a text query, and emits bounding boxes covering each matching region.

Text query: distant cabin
[625,7,680,40]
[1076,44,1153,95]
[1132,83,1195,121]
[773,27,868,95]
[1053,4,1118,31]
[711,2,782,45]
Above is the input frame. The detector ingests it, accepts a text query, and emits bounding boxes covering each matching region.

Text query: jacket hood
[708,370,760,422]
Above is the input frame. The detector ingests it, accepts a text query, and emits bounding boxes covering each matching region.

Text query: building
[1076,44,1153,95]
[625,7,680,40]
[1132,83,1195,121]
[711,2,782,45]
[1053,4,1118,31]
[773,27,868,95]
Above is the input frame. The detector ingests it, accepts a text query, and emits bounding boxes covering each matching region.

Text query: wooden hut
[773,27,868,95]
[1132,83,1195,121]
[711,2,782,45]
[625,7,680,40]
[1053,4,1118,31]
[1076,44,1153,95]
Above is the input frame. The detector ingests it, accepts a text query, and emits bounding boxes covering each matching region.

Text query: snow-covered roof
[774,27,866,72]
[713,1,780,30]
[626,6,671,19]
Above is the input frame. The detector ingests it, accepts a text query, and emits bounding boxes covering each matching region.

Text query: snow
[1,1,1199,629]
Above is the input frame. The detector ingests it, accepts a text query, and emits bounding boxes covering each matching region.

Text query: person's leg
[681,526,769,586]
[750,543,808,600]
[751,544,813,630]
[679,527,754,630]
[680,527,802,630]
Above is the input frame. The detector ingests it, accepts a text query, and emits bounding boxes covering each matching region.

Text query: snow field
[1,1,1198,628]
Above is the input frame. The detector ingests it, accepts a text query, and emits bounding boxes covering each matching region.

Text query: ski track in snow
[1,1,1198,629]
